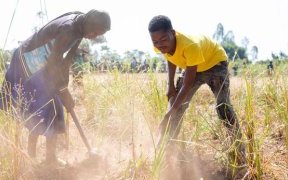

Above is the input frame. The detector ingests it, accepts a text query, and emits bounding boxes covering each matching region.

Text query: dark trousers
[167,61,242,142]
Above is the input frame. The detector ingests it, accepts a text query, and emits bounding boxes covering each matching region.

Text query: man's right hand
[166,85,177,101]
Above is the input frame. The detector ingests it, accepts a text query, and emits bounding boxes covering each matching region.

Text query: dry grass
[0,67,287,179]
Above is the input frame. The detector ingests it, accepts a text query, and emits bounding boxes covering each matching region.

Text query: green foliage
[213,23,224,43]
[223,43,247,60]
[0,49,12,73]
[213,23,249,61]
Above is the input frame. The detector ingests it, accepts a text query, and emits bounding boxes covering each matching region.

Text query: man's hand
[166,85,177,101]
[175,75,184,93]
[166,61,177,100]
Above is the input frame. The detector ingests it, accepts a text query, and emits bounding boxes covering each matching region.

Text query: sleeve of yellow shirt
[153,47,161,54]
[184,44,205,67]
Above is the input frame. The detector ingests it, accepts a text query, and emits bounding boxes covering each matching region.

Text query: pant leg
[204,61,241,139]
[205,62,246,167]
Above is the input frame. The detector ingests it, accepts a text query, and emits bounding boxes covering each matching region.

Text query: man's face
[150,29,176,55]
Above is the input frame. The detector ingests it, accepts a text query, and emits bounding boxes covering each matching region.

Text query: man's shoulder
[176,32,195,48]
[177,32,209,47]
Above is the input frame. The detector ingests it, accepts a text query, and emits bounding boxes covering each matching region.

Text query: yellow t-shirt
[156,32,228,72]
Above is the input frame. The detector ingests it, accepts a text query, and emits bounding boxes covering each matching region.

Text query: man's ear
[171,29,176,36]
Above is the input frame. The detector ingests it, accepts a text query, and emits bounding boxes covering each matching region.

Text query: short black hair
[84,9,111,32]
[148,15,173,32]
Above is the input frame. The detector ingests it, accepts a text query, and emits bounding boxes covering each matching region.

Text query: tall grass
[0,63,287,179]
[244,76,262,179]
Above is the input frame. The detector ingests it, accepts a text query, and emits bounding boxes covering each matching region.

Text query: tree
[279,51,288,59]
[212,23,253,61]
[236,47,247,60]
[100,46,120,63]
[222,30,237,60]
[241,37,249,51]
[213,23,224,43]
[251,46,258,61]
[222,30,236,46]
[131,49,145,61]
[271,53,279,60]
[0,49,12,72]
[271,51,288,60]
[221,30,247,60]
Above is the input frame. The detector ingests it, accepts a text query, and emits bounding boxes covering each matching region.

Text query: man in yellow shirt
[148,15,245,166]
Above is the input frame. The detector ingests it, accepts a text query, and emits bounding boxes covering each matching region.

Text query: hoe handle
[69,109,92,152]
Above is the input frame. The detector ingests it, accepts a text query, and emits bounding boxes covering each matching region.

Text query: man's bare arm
[168,65,197,114]
[166,61,177,100]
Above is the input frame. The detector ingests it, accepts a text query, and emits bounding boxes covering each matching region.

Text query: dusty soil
[3,74,287,180]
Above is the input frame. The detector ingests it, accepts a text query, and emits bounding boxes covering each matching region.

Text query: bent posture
[0,9,111,164]
[148,15,245,165]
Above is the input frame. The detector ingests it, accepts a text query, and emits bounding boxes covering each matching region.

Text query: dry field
[0,69,287,180]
